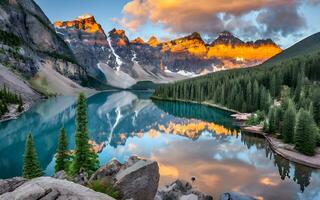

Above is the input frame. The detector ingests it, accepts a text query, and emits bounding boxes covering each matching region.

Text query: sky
[35,0,320,49]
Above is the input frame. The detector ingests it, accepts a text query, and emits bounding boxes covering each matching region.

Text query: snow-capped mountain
[54,15,282,88]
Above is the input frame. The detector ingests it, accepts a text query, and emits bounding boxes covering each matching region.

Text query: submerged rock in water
[219,192,256,200]
[0,177,115,200]
[155,179,213,200]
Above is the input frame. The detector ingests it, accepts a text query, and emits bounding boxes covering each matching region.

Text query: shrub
[88,180,120,199]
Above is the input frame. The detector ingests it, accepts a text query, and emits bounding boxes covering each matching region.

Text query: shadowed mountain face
[54,15,282,88]
[0,0,90,97]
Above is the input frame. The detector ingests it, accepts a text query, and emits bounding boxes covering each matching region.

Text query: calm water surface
[0,91,320,200]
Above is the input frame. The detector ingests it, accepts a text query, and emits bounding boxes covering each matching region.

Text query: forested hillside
[153,49,320,155]
[264,32,320,65]
[0,86,23,117]
[154,52,320,113]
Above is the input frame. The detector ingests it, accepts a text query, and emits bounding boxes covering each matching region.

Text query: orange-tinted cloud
[117,0,309,41]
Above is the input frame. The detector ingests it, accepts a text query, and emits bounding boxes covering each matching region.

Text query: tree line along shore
[153,52,320,158]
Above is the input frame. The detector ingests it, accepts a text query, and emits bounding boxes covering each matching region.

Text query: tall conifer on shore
[22,133,43,179]
[72,93,99,174]
[282,100,296,143]
[55,127,69,173]
[294,109,317,155]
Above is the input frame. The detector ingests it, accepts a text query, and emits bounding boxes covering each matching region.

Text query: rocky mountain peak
[211,31,244,46]
[254,38,278,47]
[109,29,126,38]
[147,36,159,47]
[188,32,203,40]
[76,14,94,20]
[108,29,129,47]
[54,14,103,33]
[131,37,145,44]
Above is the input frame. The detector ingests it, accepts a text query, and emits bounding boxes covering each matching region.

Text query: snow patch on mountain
[77,14,93,20]
[164,67,197,77]
[107,34,123,71]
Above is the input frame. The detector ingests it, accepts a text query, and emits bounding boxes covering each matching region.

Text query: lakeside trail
[152,96,320,169]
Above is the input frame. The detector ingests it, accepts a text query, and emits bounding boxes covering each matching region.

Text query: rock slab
[155,179,213,200]
[90,155,160,200]
[0,177,115,200]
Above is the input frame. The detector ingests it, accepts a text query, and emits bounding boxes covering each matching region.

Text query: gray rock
[73,168,89,185]
[89,156,160,200]
[114,158,159,200]
[89,159,122,183]
[53,170,68,180]
[0,177,27,195]
[0,177,115,200]
[219,192,256,200]
[156,179,213,200]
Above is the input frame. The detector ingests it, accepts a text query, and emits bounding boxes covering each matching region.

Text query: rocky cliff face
[54,16,183,89]
[0,0,90,97]
[54,15,282,87]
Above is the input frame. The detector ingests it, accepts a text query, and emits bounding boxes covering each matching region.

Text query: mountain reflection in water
[0,91,319,200]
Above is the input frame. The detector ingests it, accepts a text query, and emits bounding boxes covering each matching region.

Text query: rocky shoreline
[240,125,320,169]
[0,102,31,123]
[0,156,256,200]
[151,97,320,169]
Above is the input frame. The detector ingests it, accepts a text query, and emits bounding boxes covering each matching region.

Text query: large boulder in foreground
[155,179,213,200]
[114,157,159,200]
[0,177,115,200]
[219,192,256,200]
[90,155,160,200]
[0,177,27,195]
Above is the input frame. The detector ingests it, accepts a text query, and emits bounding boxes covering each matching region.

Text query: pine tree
[252,80,259,110]
[22,133,43,179]
[55,127,69,173]
[268,107,278,134]
[270,75,276,97]
[313,90,320,126]
[17,95,23,113]
[246,81,252,111]
[294,109,317,155]
[282,100,296,143]
[72,93,99,174]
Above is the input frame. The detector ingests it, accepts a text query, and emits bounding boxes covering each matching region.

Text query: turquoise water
[0,91,320,200]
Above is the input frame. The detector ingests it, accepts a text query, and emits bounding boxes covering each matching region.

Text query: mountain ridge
[263,32,320,65]
[54,14,282,79]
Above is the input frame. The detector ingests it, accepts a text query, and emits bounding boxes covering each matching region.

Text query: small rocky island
[0,156,256,200]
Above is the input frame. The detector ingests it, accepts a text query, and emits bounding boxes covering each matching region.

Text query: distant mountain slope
[264,32,320,65]
[0,0,91,98]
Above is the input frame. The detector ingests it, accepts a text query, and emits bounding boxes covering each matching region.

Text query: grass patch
[29,75,56,97]
[88,180,120,199]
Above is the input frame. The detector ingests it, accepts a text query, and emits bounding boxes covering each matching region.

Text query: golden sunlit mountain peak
[54,14,103,34]
[131,37,145,44]
[147,36,159,47]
